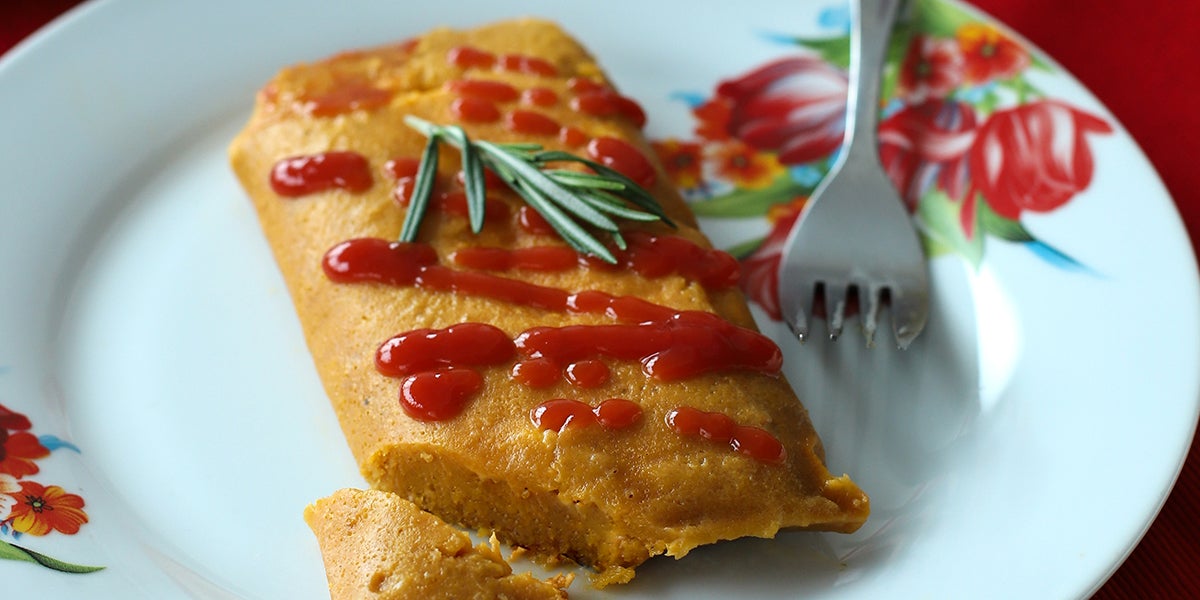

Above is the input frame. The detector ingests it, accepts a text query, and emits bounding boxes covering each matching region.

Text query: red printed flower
[0,430,50,478]
[713,56,848,165]
[710,141,786,189]
[692,97,733,141]
[968,100,1112,220]
[879,98,978,211]
[651,139,705,188]
[957,23,1030,84]
[739,198,808,319]
[7,480,89,536]
[0,403,32,431]
[897,35,965,103]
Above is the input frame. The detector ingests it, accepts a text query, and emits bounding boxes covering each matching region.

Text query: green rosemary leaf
[510,177,617,262]
[578,189,663,221]
[530,150,675,226]
[544,169,628,191]
[440,125,487,234]
[611,229,627,251]
[399,132,440,242]
[496,142,545,153]
[476,141,620,233]
[403,115,438,138]
[401,116,671,264]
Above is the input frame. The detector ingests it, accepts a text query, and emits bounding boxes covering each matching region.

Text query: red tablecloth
[3,1,1197,597]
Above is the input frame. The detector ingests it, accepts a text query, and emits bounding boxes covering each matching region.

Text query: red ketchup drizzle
[570,91,647,128]
[514,311,782,381]
[400,368,483,421]
[448,46,496,69]
[517,205,557,235]
[389,159,508,221]
[392,177,418,204]
[447,79,520,103]
[322,238,438,285]
[586,137,657,187]
[531,398,642,432]
[505,110,561,136]
[451,246,579,272]
[323,239,693,323]
[558,127,589,148]
[532,398,596,431]
[511,358,560,388]
[270,151,374,197]
[302,83,394,117]
[594,398,644,429]
[567,77,606,93]
[621,233,740,289]
[564,360,610,388]
[447,234,740,289]
[452,97,501,123]
[435,191,511,221]
[456,168,508,191]
[497,54,558,76]
[375,323,515,377]
[384,157,421,179]
[376,323,515,422]
[521,87,559,107]
[666,407,787,465]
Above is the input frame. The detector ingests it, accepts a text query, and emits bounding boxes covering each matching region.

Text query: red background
[3,0,1197,597]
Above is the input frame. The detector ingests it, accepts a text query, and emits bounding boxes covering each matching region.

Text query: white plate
[1,0,1197,598]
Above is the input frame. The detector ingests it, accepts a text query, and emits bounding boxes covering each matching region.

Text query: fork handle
[844,0,904,158]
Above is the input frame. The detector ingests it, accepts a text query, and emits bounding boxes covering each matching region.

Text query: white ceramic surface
[1,0,1197,598]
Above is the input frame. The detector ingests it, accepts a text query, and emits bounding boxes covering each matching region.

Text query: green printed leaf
[689,177,809,218]
[793,35,850,69]
[0,539,105,574]
[914,0,977,37]
[1029,52,1055,73]
[979,201,1035,242]
[917,189,984,268]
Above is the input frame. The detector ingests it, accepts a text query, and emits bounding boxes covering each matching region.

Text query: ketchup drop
[446,234,740,290]
[400,368,483,421]
[564,359,610,388]
[497,53,558,76]
[448,46,496,69]
[505,110,561,137]
[514,311,782,381]
[447,79,520,103]
[376,323,515,377]
[451,96,501,123]
[270,151,373,197]
[511,358,560,388]
[531,398,642,432]
[666,406,787,464]
[521,87,559,107]
[586,137,657,187]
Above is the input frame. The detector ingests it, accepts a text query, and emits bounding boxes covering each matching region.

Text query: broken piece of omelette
[306,488,570,599]
[229,17,867,593]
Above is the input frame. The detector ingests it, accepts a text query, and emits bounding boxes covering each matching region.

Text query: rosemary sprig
[401,115,673,263]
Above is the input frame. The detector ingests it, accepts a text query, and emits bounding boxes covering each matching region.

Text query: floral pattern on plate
[0,401,102,573]
[651,0,1113,319]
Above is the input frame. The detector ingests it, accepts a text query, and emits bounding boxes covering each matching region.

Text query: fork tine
[787,303,811,344]
[823,283,850,341]
[890,286,929,350]
[859,284,883,348]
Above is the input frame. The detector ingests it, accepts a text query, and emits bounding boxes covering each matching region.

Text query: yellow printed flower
[8,480,89,536]
[956,23,1030,84]
[650,139,705,189]
[710,141,785,189]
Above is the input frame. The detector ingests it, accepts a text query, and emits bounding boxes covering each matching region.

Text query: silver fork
[777,0,929,349]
